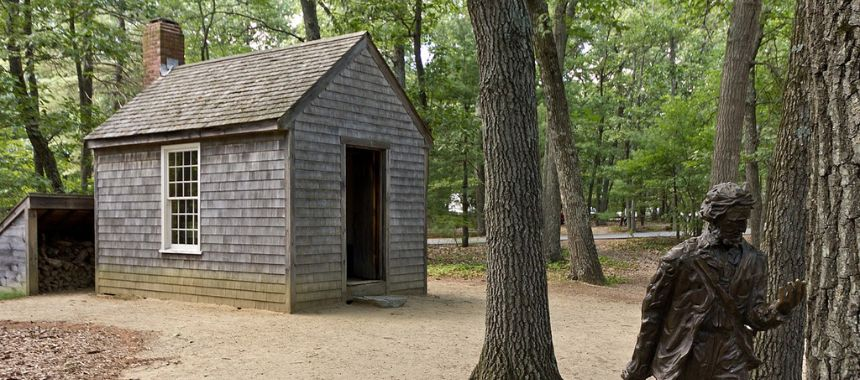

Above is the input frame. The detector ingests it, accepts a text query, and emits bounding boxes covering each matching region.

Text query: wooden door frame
[340,137,389,298]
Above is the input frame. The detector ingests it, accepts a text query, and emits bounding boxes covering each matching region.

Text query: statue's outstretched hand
[774,279,806,315]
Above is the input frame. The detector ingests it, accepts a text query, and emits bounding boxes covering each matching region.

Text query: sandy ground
[0,280,644,379]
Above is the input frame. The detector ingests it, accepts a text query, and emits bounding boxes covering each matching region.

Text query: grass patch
[599,255,634,270]
[428,244,636,286]
[545,256,630,286]
[608,237,681,254]
[605,275,627,286]
[0,289,25,301]
[427,263,486,279]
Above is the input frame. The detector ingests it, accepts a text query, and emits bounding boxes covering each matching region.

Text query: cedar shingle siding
[0,214,27,293]
[291,50,427,309]
[95,134,289,310]
[86,33,429,312]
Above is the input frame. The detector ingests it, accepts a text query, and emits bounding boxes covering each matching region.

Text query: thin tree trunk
[598,170,612,212]
[412,0,427,108]
[461,140,470,247]
[71,3,95,191]
[112,0,126,111]
[526,0,605,284]
[750,1,808,378]
[672,172,680,239]
[587,119,604,210]
[467,0,561,377]
[743,28,763,246]
[710,0,762,185]
[392,44,406,88]
[803,1,859,378]
[300,0,320,41]
[669,34,678,96]
[542,139,562,262]
[197,0,213,61]
[541,0,573,264]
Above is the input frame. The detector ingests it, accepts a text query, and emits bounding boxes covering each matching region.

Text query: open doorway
[345,146,383,282]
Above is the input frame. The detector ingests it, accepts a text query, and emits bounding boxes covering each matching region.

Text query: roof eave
[85,119,282,150]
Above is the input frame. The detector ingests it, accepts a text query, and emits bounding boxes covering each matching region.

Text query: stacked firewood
[39,240,94,292]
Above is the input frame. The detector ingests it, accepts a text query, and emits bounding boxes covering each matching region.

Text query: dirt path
[0,281,644,379]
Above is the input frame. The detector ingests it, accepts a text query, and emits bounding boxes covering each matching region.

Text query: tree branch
[218,10,304,42]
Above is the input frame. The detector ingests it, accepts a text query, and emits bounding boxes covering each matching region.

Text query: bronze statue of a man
[622,182,805,380]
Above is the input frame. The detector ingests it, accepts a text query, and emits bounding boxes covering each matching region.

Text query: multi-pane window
[162,144,200,253]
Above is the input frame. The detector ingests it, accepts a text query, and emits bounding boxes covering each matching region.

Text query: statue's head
[700,182,755,245]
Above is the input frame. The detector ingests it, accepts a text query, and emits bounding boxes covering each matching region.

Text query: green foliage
[0,0,796,240]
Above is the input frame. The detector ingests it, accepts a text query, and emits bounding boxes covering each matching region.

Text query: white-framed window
[160,143,201,254]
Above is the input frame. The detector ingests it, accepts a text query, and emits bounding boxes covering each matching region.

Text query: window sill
[159,248,202,255]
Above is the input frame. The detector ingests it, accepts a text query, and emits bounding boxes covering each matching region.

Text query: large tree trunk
[6,0,63,193]
[541,0,574,264]
[412,0,427,108]
[24,0,62,192]
[300,0,320,41]
[743,22,764,247]
[526,0,604,284]
[709,0,762,185]
[467,0,561,377]
[803,1,860,378]
[750,1,808,377]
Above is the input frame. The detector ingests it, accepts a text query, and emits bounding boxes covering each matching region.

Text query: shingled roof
[86,32,377,144]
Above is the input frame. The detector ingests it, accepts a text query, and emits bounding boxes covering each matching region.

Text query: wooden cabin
[84,19,431,312]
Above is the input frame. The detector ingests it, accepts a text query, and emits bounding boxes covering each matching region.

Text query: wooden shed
[0,194,95,296]
[84,21,431,313]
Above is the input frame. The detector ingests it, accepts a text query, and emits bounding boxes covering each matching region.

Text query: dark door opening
[345,147,383,281]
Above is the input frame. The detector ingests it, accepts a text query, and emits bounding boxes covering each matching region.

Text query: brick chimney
[142,18,184,88]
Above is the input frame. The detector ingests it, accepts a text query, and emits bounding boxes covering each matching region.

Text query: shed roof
[0,194,94,236]
[86,32,429,146]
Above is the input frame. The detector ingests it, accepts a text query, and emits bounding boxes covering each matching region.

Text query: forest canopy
[0,0,794,230]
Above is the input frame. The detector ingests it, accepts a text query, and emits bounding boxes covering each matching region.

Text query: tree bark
[412,0,427,108]
[750,2,808,378]
[467,0,561,377]
[475,162,486,236]
[300,0,320,41]
[803,1,860,378]
[542,140,562,262]
[710,0,762,185]
[743,16,764,247]
[526,0,604,284]
[392,44,406,88]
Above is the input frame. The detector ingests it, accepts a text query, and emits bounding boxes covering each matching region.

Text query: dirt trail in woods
[0,280,643,379]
